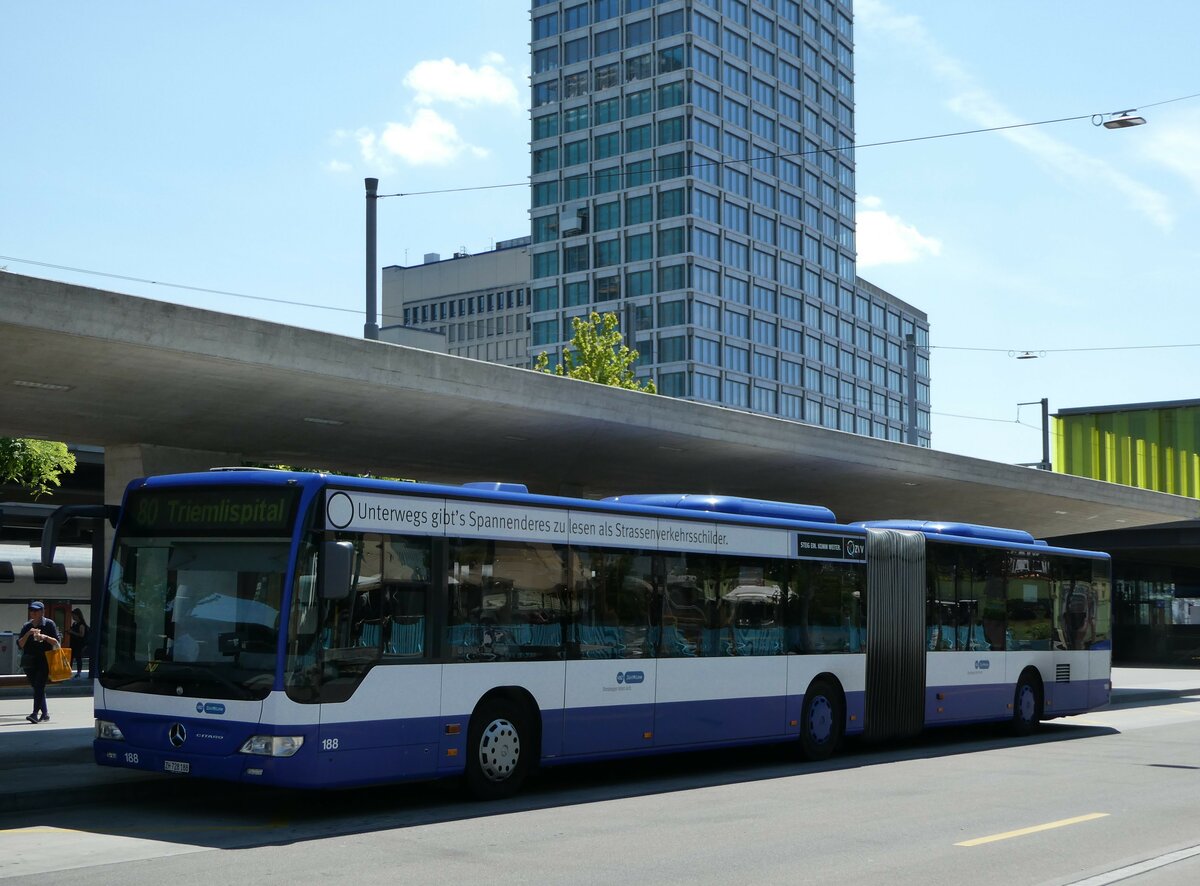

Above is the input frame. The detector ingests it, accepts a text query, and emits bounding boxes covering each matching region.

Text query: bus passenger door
[562,550,658,756]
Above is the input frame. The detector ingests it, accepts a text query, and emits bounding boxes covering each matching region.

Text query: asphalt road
[3,688,1200,885]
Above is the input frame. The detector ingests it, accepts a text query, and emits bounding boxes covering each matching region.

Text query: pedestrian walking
[68,608,89,677]
[17,602,61,723]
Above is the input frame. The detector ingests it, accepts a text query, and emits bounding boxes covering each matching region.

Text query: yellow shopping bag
[46,646,72,682]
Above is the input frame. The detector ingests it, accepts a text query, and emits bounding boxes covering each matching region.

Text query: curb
[1110,687,1200,706]
[0,680,95,700]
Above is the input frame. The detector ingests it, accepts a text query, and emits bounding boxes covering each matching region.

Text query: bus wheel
[466,698,531,800]
[800,677,844,761]
[1012,672,1042,736]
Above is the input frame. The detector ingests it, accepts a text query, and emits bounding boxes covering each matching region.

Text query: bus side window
[382,536,431,658]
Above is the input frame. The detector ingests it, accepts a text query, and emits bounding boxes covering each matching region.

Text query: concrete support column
[103,444,245,507]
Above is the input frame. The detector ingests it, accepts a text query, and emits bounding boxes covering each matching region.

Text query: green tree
[0,438,77,499]
[534,311,657,393]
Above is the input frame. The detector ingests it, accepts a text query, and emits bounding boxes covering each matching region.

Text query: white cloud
[354,109,488,169]
[1138,109,1200,196]
[403,57,520,109]
[857,0,1174,231]
[331,55,513,171]
[856,197,942,267]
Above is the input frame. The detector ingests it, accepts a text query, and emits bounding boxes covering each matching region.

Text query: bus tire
[466,697,532,800]
[800,677,844,761]
[1012,670,1043,736]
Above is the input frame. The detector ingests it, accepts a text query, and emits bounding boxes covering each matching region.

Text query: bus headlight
[96,720,125,741]
[239,735,304,757]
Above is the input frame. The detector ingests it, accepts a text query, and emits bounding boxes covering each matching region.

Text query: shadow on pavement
[0,717,1118,853]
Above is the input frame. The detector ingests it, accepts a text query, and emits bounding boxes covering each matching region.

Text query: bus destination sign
[796,533,867,562]
[124,487,299,535]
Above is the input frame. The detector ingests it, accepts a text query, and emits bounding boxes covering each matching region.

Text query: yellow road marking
[956,813,1109,847]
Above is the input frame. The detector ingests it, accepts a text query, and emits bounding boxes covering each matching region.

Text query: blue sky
[4,1,1198,468]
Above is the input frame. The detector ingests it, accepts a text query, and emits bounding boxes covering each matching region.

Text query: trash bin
[0,632,18,675]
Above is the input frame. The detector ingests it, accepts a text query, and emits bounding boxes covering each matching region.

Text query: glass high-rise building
[527,0,931,444]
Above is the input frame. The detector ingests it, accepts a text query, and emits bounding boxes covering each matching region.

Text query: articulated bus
[67,470,1111,798]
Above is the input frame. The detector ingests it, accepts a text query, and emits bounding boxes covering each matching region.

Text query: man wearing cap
[17,602,61,724]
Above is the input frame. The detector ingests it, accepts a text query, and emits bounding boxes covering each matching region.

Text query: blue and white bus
[73,470,1111,798]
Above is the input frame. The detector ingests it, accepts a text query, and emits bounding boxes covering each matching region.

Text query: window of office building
[595,238,620,268]
[533,251,559,278]
[595,96,620,122]
[627,269,653,297]
[563,71,589,98]
[695,372,720,402]
[658,80,685,109]
[657,9,685,38]
[594,27,620,56]
[695,301,720,331]
[595,200,620,231]
[625,17,652,48]
[533,215,558,243]
[658,45,685,74]
[726,379,749,408]
[659,335,686,363]
[564,281,590,307]
[626,53,653,82]
[626,194,652,225]
[530,284,556,312]
[658,116,684,145]
[564,244,589,273]
[595,166,621,194]
[658,371,687,397]
[533,113,558,140]
[596,275,620,302]
[533,13,559,40]
[564,174,589,200]
[695,335,720,365]
[626,123,652,153]
[594,64,620,92]
[659,299,686,327]
[626,158,653,186]
[626,232,652,262]
[658,264,687,292]
[595,131,620,159]
[564,36,589,65]
[626,89,652,117]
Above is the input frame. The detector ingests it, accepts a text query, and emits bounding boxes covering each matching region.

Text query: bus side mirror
[319,541,355,600]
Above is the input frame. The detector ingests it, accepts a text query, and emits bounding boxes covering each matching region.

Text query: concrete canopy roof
[2,272,1196,538]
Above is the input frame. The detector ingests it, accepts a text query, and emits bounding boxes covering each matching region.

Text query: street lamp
[1098,110,1147,130]
[364,178,380,341]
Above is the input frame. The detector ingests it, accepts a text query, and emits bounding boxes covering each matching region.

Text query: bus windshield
[98,485,299,700]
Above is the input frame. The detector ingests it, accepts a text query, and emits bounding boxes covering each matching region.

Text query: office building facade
[382,239,532,366]
[526,0,931,444]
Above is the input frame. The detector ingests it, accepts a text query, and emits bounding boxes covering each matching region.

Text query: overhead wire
[375,89,1200,199]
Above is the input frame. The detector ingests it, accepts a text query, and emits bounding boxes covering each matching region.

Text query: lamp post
[905,333,924,445]
[364,177,380,341]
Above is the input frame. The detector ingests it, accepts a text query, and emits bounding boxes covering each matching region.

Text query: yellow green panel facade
[1053,401,1200,498]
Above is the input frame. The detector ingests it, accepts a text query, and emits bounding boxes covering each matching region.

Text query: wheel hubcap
[478,718,520,782]
[1019,685,1035,721]
[808,696,833,744]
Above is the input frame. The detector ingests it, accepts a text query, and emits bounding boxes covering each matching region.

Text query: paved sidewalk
[1,666,1198,814]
